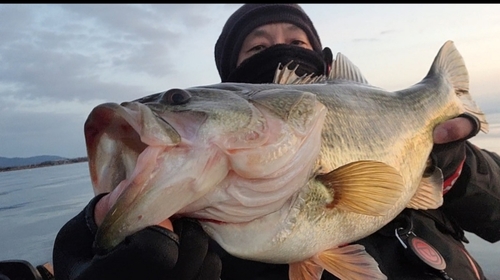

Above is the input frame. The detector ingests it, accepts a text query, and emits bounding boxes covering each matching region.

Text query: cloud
[1,4,499,158]
[0,4,237,157]
[0,4,233,104]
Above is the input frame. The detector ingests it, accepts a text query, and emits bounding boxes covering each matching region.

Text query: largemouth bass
[84,41,488,280]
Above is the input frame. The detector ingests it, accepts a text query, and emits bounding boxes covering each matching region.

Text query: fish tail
[428,40,489,133]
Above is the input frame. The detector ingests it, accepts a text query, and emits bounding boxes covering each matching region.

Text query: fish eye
[162,88,191,105]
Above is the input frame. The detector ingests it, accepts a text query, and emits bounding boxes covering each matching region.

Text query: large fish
[84,40,488,280]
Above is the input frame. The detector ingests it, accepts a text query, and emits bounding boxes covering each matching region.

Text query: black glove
[431,113,481,190]
[53,194,221,280]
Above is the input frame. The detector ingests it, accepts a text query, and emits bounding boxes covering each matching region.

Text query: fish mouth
[84,102,223,251]
[84,102,182,195]
[84,102,228,251]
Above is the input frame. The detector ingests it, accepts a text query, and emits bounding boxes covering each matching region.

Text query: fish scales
[83,41,488,280]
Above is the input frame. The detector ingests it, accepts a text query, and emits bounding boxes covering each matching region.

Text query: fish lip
[88,100,217,250]
[119,101,183,145]
[84,101,183,198]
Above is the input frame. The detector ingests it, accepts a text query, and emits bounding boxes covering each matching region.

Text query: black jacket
[214,142,500,280]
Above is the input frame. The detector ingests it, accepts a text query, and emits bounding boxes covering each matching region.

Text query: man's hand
[433,116,475,144]
[431,114,480,192]
[53,194,221,280]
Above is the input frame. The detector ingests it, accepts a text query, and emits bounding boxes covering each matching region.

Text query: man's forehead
[249,23,304,36]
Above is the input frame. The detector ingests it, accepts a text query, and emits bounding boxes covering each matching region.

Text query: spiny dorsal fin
[272,53,370,85]
[428,40,488,133]
[273,61,325,85]
[328,53,370,84]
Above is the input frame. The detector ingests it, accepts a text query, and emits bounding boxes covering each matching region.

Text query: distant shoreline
[0,157,88,172]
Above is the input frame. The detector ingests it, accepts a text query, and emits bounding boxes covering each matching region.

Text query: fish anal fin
[289,259,324,280]
[407,166,444,210]
[314,244,387,280]
[317,161,404,216]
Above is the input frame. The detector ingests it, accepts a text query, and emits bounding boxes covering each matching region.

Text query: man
[211,4,500,280]
[6,4,497,280]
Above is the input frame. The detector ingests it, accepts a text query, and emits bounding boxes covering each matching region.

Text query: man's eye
[291,40,306,46]
[248,45,266,53]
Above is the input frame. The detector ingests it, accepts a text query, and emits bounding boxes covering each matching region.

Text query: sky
[0,4,499,158]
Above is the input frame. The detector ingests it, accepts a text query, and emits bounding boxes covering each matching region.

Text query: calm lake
[0,162,499,278]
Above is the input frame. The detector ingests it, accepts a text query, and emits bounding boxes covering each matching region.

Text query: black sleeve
[53,194,221,280]
[441,141,500,242]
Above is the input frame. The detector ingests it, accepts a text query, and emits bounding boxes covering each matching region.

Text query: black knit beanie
[215,4,323,82]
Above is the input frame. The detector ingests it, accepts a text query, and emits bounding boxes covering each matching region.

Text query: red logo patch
[408,236,446,270]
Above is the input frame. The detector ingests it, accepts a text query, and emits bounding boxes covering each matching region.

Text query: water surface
[0,162,498,278]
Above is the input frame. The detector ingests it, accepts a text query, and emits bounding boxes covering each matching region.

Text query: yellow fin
[316,161,404,216]
[289,259,324,280]
[314,244,387,280]
[407,166,444,210]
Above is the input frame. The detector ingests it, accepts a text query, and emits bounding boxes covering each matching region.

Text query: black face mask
[224,44,330,84]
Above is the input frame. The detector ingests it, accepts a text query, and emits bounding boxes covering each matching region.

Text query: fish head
[84,83,327,251]
[84,86,264,194]
[85,85,269,250]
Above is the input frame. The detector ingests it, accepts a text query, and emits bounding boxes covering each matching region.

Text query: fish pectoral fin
[289,259,324,280]
[317,160,404,216]
[314,244,387,280]
[407,166,444,210]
